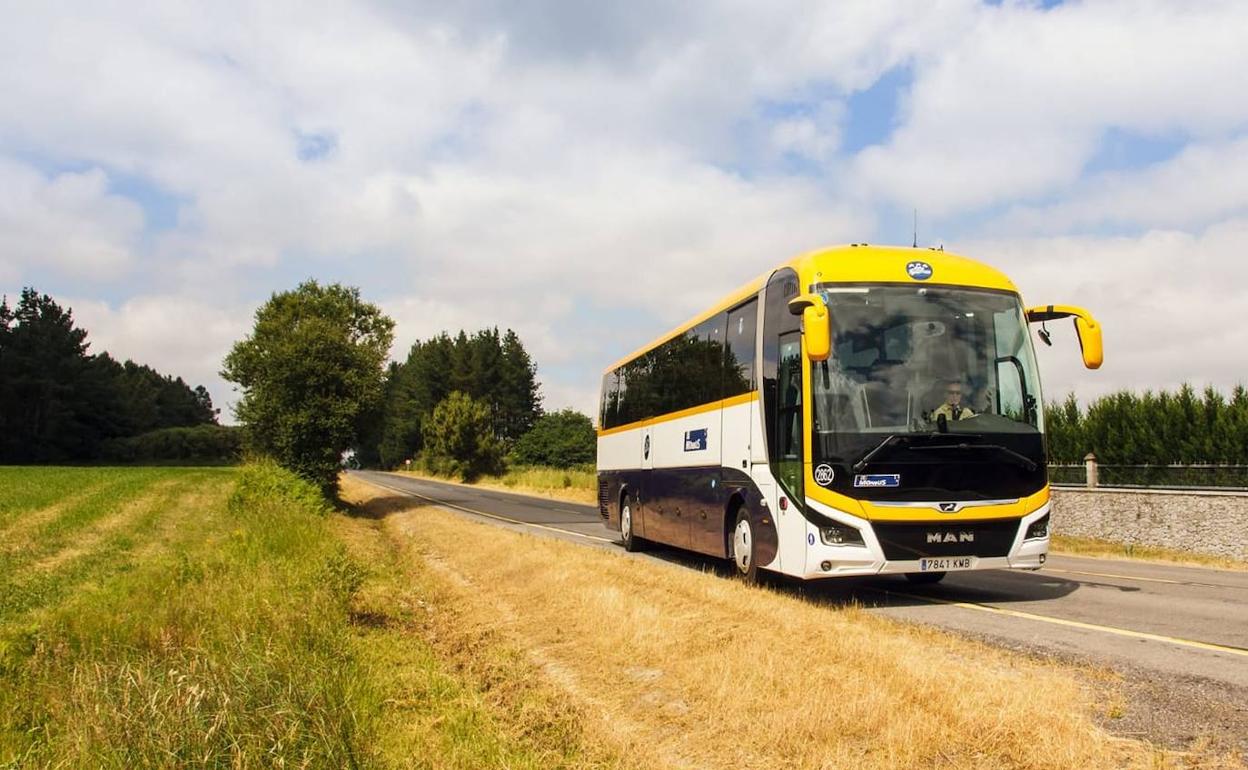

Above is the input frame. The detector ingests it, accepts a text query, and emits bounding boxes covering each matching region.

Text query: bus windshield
[810,284,1046,494]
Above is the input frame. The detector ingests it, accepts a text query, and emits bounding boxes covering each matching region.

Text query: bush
[421,392,504,481]
[98,424,243,464]
[510,409,596,469]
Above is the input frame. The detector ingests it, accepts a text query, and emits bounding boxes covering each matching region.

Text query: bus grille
[598,478,609,519]
[872,519,1021,561]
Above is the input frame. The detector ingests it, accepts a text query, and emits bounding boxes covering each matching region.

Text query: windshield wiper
[907,442,1038,472]
[851,433,945,473]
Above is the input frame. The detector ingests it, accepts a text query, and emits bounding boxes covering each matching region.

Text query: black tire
[620,495,646,552]
[904,571,946,585]
[731,508,760,583]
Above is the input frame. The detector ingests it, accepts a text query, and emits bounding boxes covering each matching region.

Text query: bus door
[759,267,803,571]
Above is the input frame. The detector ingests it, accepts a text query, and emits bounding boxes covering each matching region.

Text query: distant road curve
[350,470,1248,691]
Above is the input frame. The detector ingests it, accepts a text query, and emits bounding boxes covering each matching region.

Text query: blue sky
[3,1,1248,420]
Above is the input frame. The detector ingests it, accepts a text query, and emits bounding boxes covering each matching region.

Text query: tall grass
[0,462,378,768]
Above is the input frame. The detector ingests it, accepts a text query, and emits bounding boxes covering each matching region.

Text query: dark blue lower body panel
[599,466,777,565]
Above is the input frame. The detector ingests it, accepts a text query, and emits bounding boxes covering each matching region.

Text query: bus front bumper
[798,500,1051,580]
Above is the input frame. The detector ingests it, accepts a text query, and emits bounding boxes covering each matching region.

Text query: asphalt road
[350,470,1248,691]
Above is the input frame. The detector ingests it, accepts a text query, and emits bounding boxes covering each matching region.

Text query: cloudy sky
[3,0,1247,421]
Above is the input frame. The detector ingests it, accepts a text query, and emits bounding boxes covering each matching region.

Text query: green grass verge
[0,464,617,768]
[0,463,379,768]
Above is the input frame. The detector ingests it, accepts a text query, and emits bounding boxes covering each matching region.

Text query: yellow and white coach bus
[596,244,1102,582]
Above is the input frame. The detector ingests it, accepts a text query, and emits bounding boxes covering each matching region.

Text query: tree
[421,392,503,481]
[511,409,596,468]
[222,281,394,496]
[497,329,542,441]
[369,328,543,467]
[0,289,105,462]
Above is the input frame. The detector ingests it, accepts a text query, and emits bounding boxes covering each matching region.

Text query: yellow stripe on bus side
[596,392,758,437]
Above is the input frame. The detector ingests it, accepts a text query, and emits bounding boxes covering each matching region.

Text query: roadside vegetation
[399,463,597,504]
[0,464,376,766]
[0,464,626,768]
[344,477,1237,769]
[1051,534,1248,571]
[1047,384,1248,469]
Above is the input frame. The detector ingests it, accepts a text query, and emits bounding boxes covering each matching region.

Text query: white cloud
[963,218,1248,405]
[66,295,252,421]
[0,159,143,282]
[994,135,1248,234]
[855,1,1248,216]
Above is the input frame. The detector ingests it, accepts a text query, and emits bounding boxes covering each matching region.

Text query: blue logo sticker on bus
[684,428,707,452]
[854,473,900,488]
[906,261,933,280]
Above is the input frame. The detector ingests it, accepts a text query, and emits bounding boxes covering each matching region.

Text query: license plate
[920,557,975,572]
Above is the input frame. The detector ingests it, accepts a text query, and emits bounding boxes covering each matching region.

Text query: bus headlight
[820,522,865,547]
[1024,513,1050,540]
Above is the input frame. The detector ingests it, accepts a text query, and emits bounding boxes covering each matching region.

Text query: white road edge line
[353,475,615,544]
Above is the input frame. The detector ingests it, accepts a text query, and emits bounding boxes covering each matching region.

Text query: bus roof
[602,243,1019,374]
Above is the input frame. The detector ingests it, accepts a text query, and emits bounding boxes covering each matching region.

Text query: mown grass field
[0,465,619,769]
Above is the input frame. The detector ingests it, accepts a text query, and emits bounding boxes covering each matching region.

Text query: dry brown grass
[343,478,1236,769]
[396,468,597,504]
[1051,535,1248,572]
[336,477,626,768]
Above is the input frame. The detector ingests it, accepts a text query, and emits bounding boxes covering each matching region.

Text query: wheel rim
[621,502,632,541]
[733,517,752,573]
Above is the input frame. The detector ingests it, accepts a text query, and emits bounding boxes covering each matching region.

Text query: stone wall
[1051,487,1248,561]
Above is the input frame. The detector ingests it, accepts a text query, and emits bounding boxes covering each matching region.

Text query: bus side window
[725,299,757,396]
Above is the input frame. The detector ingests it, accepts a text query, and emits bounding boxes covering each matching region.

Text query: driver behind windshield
[931,380,975,422]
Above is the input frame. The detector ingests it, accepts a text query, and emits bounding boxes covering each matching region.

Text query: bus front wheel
[732,509,759,583]
[620,496,646,552]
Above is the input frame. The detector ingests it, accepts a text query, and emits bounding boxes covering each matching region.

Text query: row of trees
[0,289,219,463]
[362,328,543,469]
[224,282,596,496]
[1046,384,1248,465]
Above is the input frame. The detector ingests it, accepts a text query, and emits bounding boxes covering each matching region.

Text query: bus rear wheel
[620,496,646,552]
[904,571,946,585]
[731,509,759,583]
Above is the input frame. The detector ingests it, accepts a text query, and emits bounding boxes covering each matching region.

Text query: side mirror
[1025,304,1103,370]
[788,293,830,362]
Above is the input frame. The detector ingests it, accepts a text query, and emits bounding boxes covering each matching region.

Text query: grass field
[0,464,620,769]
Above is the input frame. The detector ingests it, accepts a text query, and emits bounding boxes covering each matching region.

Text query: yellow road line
[879,588,1248,658]
[355,476,615,544]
